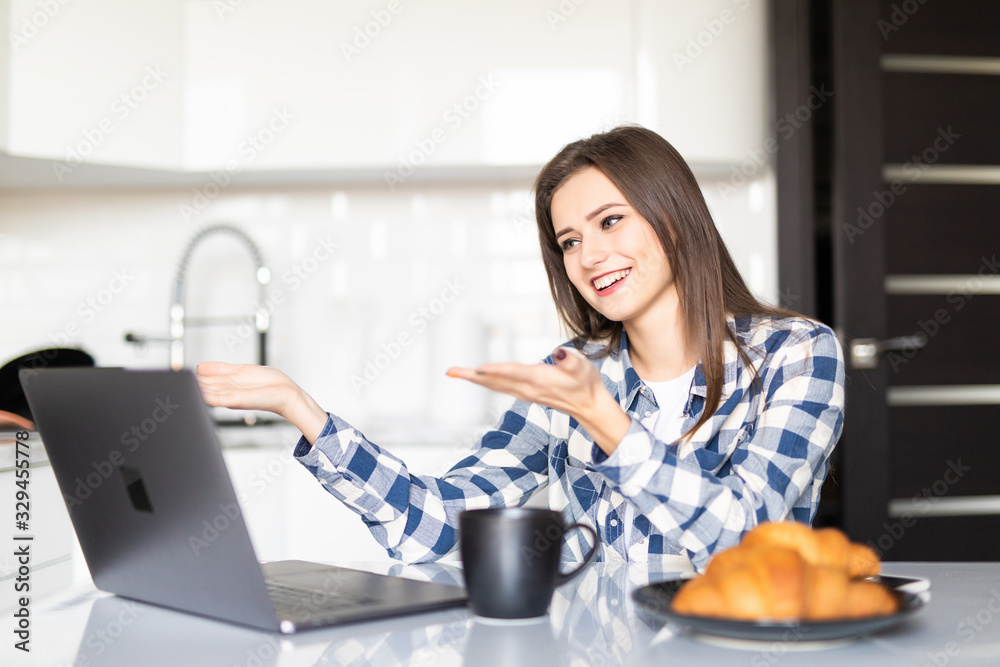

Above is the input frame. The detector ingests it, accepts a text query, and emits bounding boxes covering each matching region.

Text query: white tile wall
[0,173,776,434]
[0,183,559,429]
[0,170,776,569]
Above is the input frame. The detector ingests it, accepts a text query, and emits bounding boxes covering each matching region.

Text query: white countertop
[4,561,1000,666]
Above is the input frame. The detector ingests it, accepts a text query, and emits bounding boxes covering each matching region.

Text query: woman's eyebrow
[554,202,627,239]
[585,202,626,221]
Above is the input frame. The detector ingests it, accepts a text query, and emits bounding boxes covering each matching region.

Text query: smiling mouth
[592,268,631,291]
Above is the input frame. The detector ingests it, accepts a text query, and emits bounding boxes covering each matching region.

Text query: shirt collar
[603,313,767,410]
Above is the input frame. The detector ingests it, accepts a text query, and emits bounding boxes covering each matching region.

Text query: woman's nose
[580,236,609,269]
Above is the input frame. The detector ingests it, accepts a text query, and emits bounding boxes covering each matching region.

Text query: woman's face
[551,166,677,328]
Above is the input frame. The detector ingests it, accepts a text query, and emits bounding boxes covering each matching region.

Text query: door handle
[849,336,928,369]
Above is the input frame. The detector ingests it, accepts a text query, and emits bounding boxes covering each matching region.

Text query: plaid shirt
[293,313,845,570]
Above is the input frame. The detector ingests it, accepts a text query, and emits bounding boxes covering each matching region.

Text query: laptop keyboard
[266,581,376,616]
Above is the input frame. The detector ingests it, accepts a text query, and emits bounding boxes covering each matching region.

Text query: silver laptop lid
[21,367,281,631]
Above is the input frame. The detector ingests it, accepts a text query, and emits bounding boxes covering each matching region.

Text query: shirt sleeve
[591,323,845,570]
[292,400,552,562]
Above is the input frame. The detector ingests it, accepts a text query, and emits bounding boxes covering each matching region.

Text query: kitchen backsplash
[0,170,776,437]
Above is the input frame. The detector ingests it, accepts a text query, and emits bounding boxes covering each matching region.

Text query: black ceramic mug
[459,508,599,619]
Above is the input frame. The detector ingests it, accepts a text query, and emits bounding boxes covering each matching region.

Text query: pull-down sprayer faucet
[124,224,271,370]
[169,224,271,370]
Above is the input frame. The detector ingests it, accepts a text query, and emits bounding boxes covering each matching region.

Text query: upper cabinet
[2,0,183,172]
[636,0,768,166]
[0,0,767,178]
[180,0,635,171]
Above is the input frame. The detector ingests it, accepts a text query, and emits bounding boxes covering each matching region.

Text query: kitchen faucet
[125,223,271,371]
[171,224,271,370]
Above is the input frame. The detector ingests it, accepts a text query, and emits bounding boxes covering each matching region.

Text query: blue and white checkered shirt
[293,313,845,570]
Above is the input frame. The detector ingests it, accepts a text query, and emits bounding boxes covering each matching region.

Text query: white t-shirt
[643,365,697,445]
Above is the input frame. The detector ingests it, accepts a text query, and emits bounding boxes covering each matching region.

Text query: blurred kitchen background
[6,0,996,605]
[0,0,777,590]
[0,0,776,428]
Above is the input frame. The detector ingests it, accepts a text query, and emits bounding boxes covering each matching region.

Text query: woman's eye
[601,214,624,230]
[559,238,579,252]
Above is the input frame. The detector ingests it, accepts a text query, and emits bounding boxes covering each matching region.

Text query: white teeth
[593,269,630,290]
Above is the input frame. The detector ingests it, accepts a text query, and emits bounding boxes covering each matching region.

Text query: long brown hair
[534,125,813,444]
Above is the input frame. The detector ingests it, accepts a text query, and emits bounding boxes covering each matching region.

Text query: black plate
[632,575,929,642]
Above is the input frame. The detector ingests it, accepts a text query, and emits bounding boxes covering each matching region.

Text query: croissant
[740,521,881,579]
[803,565,897,620]
[671,522,898,621]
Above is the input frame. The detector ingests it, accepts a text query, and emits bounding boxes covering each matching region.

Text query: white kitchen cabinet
[0,436,74,612]
[0,0,768,180]
[181,0,635,172]
[635,0,768,165]
[2,0,183,171]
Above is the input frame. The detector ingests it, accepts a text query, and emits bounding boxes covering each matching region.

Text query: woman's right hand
[196,361,329,444]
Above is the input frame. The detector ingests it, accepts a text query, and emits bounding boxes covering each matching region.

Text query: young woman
[197,125,845,571]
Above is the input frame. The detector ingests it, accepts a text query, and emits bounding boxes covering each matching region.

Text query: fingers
[552,347,573,371]
[446,363,533,381]
[194,363,297,416]
[446,352,584,385]
[195,366,252,406]
[445,348,601,411]
[475,363,540,381]
[459,373,527,397]
[195,373,234,396]
[195,377,230,407]
[196,360,243,376]
[447,362,546,385]
[446,360,578,409]
[445,364,526,398]
[196,375,269,410]
[553,347,596,387]
[553,345,589,367]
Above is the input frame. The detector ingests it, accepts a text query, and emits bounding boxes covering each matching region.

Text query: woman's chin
[590,304,634,324]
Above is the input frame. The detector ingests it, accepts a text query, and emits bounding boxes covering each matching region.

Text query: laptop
[20,366,467,634]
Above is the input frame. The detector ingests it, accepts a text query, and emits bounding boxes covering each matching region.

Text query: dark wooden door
[774,0,1000,559]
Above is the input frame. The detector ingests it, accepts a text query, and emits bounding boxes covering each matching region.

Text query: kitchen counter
[4,561,1000,666]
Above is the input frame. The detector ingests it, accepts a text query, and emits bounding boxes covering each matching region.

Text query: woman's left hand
[446,348,631,453]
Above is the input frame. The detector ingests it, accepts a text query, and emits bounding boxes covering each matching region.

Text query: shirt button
[639,538,647,545]
[643,410,652,418]
[610,519,618,527]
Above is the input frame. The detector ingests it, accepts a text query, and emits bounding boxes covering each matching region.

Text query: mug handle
[557,522,600,586]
